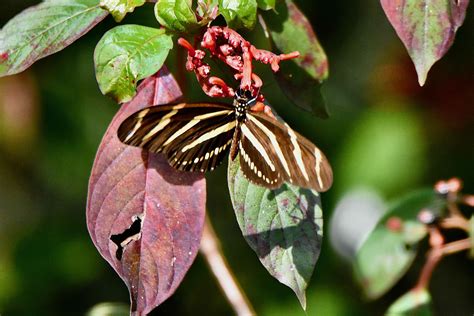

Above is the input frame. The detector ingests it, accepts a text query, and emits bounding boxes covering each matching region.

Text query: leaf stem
[440,215,470,232]
[200,215,256,316]
[440,238,471,256]
[414,229,471,291]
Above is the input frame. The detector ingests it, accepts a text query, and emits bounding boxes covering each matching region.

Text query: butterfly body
[118,90,333,192]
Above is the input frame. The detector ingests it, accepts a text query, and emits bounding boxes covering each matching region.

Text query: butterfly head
[234,88,258,122]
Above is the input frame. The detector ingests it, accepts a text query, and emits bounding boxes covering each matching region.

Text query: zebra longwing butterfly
[118,89,333,192]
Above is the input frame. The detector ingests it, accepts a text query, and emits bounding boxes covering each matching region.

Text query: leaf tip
[417,71,427,87]
[296,290,307,310]
[413,60,430,87]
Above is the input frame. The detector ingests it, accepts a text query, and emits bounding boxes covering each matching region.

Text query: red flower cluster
[178,26,299,110]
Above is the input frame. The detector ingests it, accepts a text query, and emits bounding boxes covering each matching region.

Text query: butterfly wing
[238,118,284,189]
[118,103,236,172]
[241,112,333,192]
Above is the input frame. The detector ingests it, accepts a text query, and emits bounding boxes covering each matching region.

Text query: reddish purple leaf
[87,68,206,315]
[381,0,469,86]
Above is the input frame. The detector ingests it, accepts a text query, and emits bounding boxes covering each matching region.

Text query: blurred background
[0,1,473,315]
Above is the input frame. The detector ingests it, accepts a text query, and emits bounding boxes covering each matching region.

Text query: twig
[414,247,443,291]
[440,215,470,232]
[414,228,471,291]
[440,238,471,256]
[200,216,256,316]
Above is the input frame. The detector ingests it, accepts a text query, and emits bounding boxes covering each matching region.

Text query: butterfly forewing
[118,99,333,192]
[118,102,236,172]
[238,119,283,188]
[242,112,333,192]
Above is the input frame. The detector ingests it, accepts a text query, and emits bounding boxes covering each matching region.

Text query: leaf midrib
[4,4,104,61]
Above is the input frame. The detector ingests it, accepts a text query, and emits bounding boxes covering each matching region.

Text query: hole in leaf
[110,216,142,260]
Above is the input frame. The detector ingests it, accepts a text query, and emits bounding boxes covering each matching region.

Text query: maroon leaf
[87,68,206,315]
[381,0,470,86]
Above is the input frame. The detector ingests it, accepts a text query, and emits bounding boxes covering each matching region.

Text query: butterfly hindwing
[238,117,283,188]
[118,100,333,191]
[243,112,333,192]
[118,102,236,172]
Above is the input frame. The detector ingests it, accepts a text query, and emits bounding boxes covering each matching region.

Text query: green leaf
[354,189,446,299]
[262,0,328,117]
[100,0,146,22]
[94,25,173,103]
[218,0,258,30]
[0,0,108,77]
[155,0,201,33]
[87,302,130,316]
[336,106,426,196]
[386,289,432,316]
[257,0,275,11]
[228,155,323,310]
[381,0,469,86]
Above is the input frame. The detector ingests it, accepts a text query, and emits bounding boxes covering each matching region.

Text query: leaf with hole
[0,0,108,77]
[262,0,329,117]
[94,25,173,103]
[354,189,446,299]
[87,68,206,314]
[228,155,323,310]
[380,0,469,86]
[100,0,146,22]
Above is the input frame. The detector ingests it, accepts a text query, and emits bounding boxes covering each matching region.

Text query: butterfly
[118,89,333,192]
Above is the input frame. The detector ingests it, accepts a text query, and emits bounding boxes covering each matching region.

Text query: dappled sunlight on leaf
[94,25,173,103]
[228,155,323,309]
[87,68,206,314]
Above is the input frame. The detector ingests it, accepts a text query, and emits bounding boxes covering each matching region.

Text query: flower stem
[200,215,255,316]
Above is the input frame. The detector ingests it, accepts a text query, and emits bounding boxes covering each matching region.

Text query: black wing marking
[118,102,236,172]
[242,112,333,192]
[238,119,283,189]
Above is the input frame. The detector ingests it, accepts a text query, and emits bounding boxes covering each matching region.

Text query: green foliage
[0,0,473,315]
[354,189,446,299]
[87,302,130,316]
[155,0,201,33]
[100,0,146,22]
[263,0,328,80]
[94,25,173,103]
[336,105,426,197]
[262,0,329,117]
[228,155,323,309]
[218,0,258,30]
[257,0,275,10]
[0,0,107,77]
[387,289,432,316]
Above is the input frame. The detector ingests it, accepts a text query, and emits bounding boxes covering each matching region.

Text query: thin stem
[447,193,463,217]
[440,215,470,232]
[200,216,256,316]
[440,238,471,256]
[414,230,471,291]
[414,248,443,291]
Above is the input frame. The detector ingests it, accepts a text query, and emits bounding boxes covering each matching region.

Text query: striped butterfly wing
[239,112,333,192]
[118,103,236,172]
